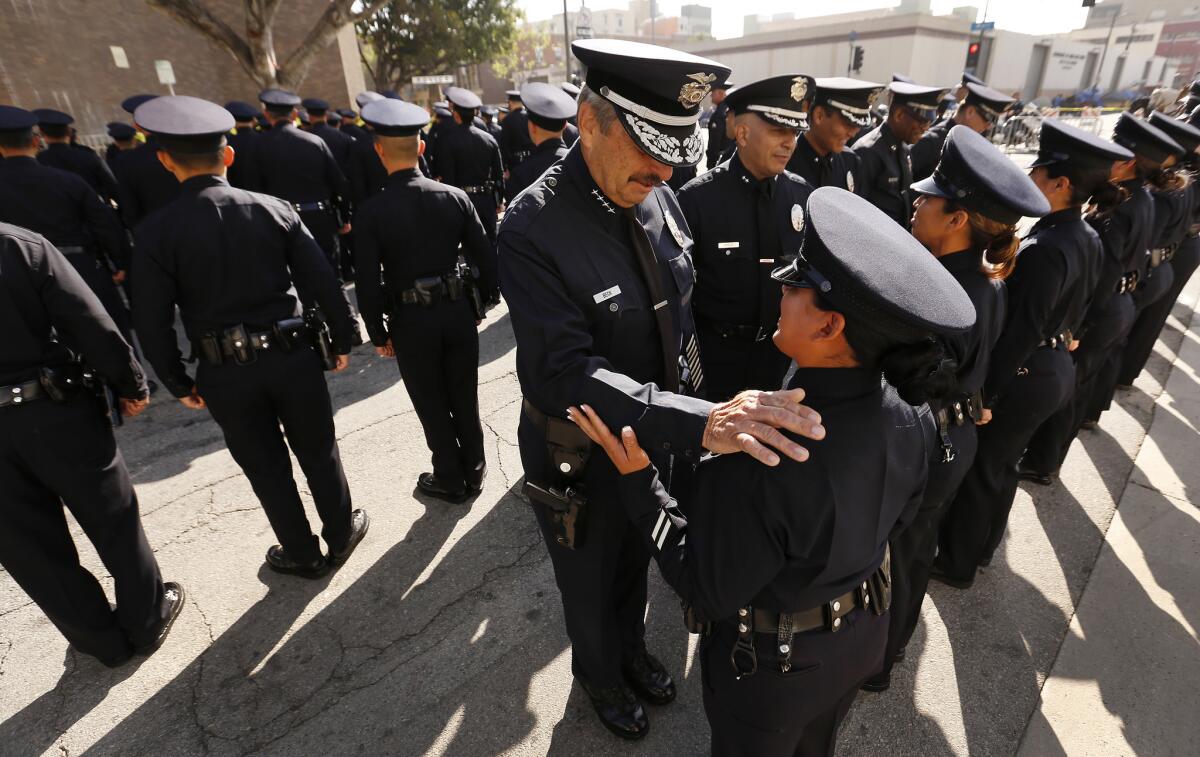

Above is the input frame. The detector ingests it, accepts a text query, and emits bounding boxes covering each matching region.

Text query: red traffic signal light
[968,42,980,55]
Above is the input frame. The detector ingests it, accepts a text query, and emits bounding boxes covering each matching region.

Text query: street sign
[155,60,176,85]
[412,75,454,85]
[970,21,995,32]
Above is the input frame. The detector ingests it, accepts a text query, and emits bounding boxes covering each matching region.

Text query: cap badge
[790,77,809,103]
[846,171,855,194]
[791,204,805,233]
[867,88,886,110]
[665,212,686,248]
[679,72,717,108]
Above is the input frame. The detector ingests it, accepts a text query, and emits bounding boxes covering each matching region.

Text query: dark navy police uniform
[504,82,576,203]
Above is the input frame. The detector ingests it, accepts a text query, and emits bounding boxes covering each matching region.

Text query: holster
[304,308,338,370]
[682,601,712,636]
[444,275,466,301]
[37,363,87,403]
[273,316,308,352]
[522,480,588,550]
[522,400,593,549]
[221,324,255,365]
[413,276,445,307]
[457,261,486,321]
[867,545,891,616]
[197,333,223,365]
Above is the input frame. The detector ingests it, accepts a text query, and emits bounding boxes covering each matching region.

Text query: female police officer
[863,125,1049,692]
[566,186,975,755]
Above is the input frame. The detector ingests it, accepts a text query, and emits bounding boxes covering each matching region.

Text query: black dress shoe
[622,651,676,705]
[1017,464,1057,486]
[930,563,974,590]
[266,545,330,579]
[328,509,370,567]
[894,646,906,663]
[417,472,470,504]
[579,679,649,740]
[465,462,487,496]
[861,670,891,692]
[136,582,185,655]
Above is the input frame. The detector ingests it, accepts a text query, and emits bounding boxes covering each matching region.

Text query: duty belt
[1150,246,1176,269]
[396,272,467,306]
[935,391,984,430]
[0,378,46,409]
[460,183,495,194]
[1038,330,1072,349]
[293,199,332,213]
[698,318,772,342]
[1116,271,1139,294]
[56,245,86,255]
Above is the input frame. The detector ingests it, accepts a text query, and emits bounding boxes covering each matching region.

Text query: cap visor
[615,110,703,168]
[769,262,811,287]
[909,175,952,199]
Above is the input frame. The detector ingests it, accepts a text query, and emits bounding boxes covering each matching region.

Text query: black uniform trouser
[64,252,133,344]
[883,420,976,677]
[298,208,341,273]
[0,398,166,662]
[196,346,352,564]
[388,298,484,487]
[1120,237,1200,384]
[696,324,791,402]
[1023,292,1134,474]
[938,347,1074,581]
[702,608,887,756]
[466,191,499,299]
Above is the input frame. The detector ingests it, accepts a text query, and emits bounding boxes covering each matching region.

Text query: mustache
[629,173,664,186]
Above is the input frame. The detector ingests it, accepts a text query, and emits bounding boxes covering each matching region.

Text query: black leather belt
[396,273,465,305]
[1038,331,1072,349]
[0,378,46,408]
[461,184,494,194]
[698,318,772,342]
[1150,246,1174,268]
[936,391,983,429]
[57,245,86,255]
[1116,271,1139,294]
[293,200,331,213]
[747,585,865,635]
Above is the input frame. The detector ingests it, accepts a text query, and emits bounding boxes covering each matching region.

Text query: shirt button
[608,302,618,312]
[546,177,557,187]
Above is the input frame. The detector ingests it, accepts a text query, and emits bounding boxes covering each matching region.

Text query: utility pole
[847,30,858,76]
[975,0,990,78]
[563,0,571,81]
[1093,8,1121,90]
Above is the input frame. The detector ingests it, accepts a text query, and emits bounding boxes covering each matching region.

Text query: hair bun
[880,338,959,406]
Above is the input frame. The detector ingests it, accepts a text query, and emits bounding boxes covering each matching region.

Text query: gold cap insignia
[790,77,809,103]
[678,72,717,108]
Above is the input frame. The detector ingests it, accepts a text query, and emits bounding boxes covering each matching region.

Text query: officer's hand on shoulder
[702,388,826,466]
[334,354,350,372]
[567,404,650,475]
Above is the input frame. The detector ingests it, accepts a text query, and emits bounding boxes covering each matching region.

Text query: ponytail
[944,200,1021,281]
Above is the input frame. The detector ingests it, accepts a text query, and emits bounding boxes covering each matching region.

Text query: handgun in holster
[521,409,592,549]
[221,324,256,365]
[457,260,486,321]
[38,363,87,403]
[523,481,588,550]
[273,316,308,352]
[413,275,445,307]
[866,545,892,616]
[303,308,338,370]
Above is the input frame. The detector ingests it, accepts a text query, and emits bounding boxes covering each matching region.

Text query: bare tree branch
[279,0,391,87]
[145,0,256,75]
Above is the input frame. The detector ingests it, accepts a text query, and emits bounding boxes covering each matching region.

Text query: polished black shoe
[978,555,993,568]
[1018,464,1057,486]
[417,472,470,504]
[930,563,974,590]
[465,462,487,496]
[266,545,330,579]
[894,646,907,663]
[579,679,649,740]
[328,509,370,567]
[861,670,891,692]
[136,582,185,655]
[622,651,676,705]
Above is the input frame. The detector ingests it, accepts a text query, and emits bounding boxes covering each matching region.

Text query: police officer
[787,77,882,191]
[354,99,496,502]
[505,82,575,202]
[105,122,138,168]
[130,96,368,578]
[245,88,352,278]
[864,126,1048,692]
[223,100,260,189]
[1021,114,1172,482]
[498,88,534,173]
[436,87,505,269]
[0,223,184,668]
[567,186,974,755]
[498,38,826,740]
[936,120,1130,587]
[112,94,181,227]
[911,80,1015,183]
[338,107,370,141]
[302,97,356,170]
[677,74,816,401]
[0,106,133,344]
[1117,113,1200,386]
[480,105,504,140]
[560,82,581,146]
[851,82,946,228]
[34,109,121,204]
[704,76,734,170]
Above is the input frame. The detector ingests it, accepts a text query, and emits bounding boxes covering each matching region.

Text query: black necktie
[898,143,913,228]
[622,206,692,394]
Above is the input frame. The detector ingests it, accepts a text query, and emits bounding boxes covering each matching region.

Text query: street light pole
[1093,9,1121,90]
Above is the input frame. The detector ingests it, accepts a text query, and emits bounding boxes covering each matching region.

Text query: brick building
[0,0,366,143]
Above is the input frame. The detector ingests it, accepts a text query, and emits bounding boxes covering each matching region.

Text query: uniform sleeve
[321,140,351,214]
[459,195,497,298]
[984,243,1068,403]
[132,223,193,398]
[889,404,934,539]
[32,238,147,399]
[852,145,882,200]
[909,131,939,182]
[114,158,144,228]
[93,153,122,206]
[498,229,713,457]
[282,208,357,353]
[1082,210,1131,331]
[676,183,703,246]
[352,202,388,346]
[78,179,129,270]
[437,135,457,184]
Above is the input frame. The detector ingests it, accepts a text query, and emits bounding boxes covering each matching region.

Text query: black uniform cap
[561,81,581,98]
[255,114,270,129]
[445,86,482,111]
[813,77,885,129]
[337,108,356,119]
[434,106,453,119]
[107,121,137,140]
[520,81,577,131]
[713,77,734,90]
[133,95,235,154]
[33,108,73,127]
[1112,112,1185,164]
[361,99,428,137]
[297,111,311,125]
[1030,118,1132,170]
[380,89,403,100]
[506,89,522,101]
[889,82,947,122]
[961,82,1014,123]
[355,91,385,109]
[962,72,985,87]
[911,125,1050,225]
[1189,80,1200,99]
[770,187,975,338]
[301,97,330,113]
[571,38,731,168]
[0,105,38,132]
[1152,110,1200,153]
[892,72,915,84]
[259,89,301,109]
[481,105,499,117]
[723,74,815,131]
[122,94,158,115]
[224,101,259,121]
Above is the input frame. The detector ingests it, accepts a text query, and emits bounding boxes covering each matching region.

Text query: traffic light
[965,41,981,70]
[852,45,864,73]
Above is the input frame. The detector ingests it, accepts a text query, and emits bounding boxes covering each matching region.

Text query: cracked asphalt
[1,253,1198,755]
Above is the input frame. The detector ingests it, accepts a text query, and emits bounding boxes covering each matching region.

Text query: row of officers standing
[2,37,1200,756]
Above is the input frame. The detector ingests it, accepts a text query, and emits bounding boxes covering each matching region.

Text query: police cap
[107,121,137,140]
[361,99,428,137]
[892,72,915,84]
[813,77,885,129]
[911,125,1050,225]
[336,108,356,119]
[889,82,947,123]
[961,82,1015,123]
[301,97,330,114]
[521,81,577,131]
[723,74,815,130]
[481,105,499,117]
[1150,110,1200,154]
[1112,113,1184,164]
[355,91,385,109]
[121,94,158,115]
[571,38,731,167]
[224,101,259,121]
[259,89,301,110]
[33,108,73,127]
[434,105,453,119]
[713,77,734,90]
[505,89,522,101]
[771,187,975,337]
[561,81,581,98]
[133,95,235,154]
[1189,80,1200,99]
[962,72,985,87]
[380,89,403,100]
[0,105,38,133]
[445,86,482,111]
[1030,118,1133,170]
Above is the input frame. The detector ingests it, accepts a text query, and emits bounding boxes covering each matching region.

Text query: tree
[491,22,551,88]
[145,0,392,89]
[357,0,520,92]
